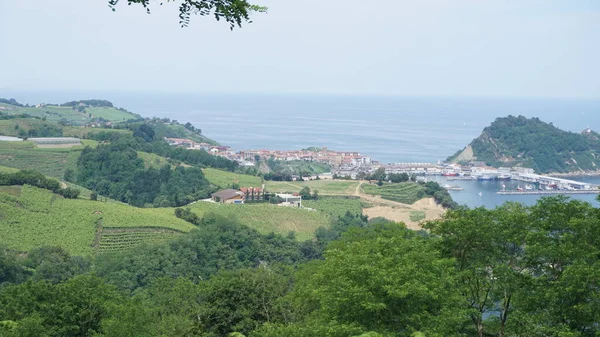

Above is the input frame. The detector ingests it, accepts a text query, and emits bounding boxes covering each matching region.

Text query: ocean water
[4,90,600,207]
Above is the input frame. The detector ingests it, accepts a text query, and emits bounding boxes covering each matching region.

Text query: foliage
[284,223,466,337]
[264,160,331,180]
[450,115,600,173]
[94,214,319,293]
[0,170,79,198]
[108,0,267,29]
[61,99,114,108]
[76,142,213,207]
[424,196,600,337]
[0,98,24,107]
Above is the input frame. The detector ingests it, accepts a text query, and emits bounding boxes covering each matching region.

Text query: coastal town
[165,137,600,194]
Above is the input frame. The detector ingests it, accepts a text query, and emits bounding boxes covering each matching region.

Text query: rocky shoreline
[548,170,600,178]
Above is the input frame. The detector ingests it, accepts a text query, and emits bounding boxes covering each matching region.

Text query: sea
[3,90,600,208]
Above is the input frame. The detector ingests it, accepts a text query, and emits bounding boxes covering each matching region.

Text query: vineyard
[0,185,195,255]
[265,180,360,195]
[0,146,79,178]
[303,196,363,219]
[62,127,132,138]
[361,182,427,204]
[96,227,183,253]
[203,168,263,188]
[187,202,330,241]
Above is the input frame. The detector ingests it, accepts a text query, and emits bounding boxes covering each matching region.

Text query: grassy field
[303,196,363,219]
[0,185,195,255]
[203,168,263,188]
[138,151,171,169]
[361,182,426,204]
[1,103,139,125]
[265,179,360,195]
[187,202,330,241]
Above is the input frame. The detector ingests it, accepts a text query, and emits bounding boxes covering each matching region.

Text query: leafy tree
[281,223,466,336]
[108,0,268,28]
[299,187,311,200]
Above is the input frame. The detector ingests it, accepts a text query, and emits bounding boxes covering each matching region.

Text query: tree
[424,203,529,337]
[108,0,268,29]
[299,186,311,200]
[280,223,466,336]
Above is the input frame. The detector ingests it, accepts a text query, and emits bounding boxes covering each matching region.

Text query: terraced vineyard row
[96,228,183,253]
[361,182,426,204]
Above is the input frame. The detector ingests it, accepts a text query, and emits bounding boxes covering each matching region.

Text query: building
[211,189,244,204]
[275,193,302,208]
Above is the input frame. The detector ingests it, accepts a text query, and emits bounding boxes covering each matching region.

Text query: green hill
[448,115,600,174]
[0,185,195,255]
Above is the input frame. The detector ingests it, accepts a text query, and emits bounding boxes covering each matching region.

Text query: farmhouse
[212,189,244,204]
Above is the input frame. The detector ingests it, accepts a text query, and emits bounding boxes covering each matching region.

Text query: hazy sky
[1,0,599,98]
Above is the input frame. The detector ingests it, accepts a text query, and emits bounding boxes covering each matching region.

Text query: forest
[1,196,598,337]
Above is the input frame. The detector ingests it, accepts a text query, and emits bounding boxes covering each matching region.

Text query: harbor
[497,190,600,195]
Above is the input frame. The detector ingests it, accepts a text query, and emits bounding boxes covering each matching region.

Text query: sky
[0,0,599,99]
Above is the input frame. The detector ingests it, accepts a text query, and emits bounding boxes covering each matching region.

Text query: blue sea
[4,90,600,207]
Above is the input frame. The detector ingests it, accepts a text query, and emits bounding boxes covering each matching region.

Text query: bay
[4,90,600,208]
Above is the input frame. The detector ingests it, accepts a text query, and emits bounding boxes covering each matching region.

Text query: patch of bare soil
[355,181,445,230]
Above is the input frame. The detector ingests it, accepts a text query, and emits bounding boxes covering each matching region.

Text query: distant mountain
[447,115,600,174]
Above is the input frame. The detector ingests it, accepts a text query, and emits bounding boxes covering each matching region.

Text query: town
[165,137,600,195]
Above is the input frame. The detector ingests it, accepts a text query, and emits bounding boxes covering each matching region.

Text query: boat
[442,172,459,177]
[496,174,512,181]
[478,192,483,197]
[525,184,533,190]
[477,175,494,181]
[517,185,524,191]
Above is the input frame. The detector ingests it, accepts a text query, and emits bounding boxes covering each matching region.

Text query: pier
[497,190,600,195]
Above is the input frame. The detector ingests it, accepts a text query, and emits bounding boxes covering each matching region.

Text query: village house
[211,189,244,204]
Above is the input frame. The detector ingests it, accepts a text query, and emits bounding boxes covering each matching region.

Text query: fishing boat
[478,175,494,181]
[517,185,524,191]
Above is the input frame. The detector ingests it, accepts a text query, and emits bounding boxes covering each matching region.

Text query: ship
[477,175,494,181]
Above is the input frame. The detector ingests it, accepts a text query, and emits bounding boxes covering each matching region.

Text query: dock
[447,176,475,181]
[497,190,600,195]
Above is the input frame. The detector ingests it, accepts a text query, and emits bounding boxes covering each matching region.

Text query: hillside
[0,185,195,255]
[447,115,600,174]
[0,99,140,125]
